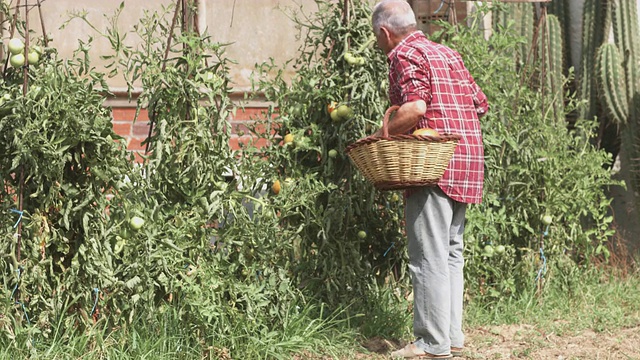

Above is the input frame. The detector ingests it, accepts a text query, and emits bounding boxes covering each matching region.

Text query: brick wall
[109,101,274,160]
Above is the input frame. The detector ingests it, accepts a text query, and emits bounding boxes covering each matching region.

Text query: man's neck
[387,30,416,54]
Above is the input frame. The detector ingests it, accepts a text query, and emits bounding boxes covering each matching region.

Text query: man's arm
[375,49,430,137]
[374,100,426,137]
[467,70,489,118]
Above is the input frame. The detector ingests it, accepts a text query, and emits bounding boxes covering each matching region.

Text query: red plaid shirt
[388,31,488,204]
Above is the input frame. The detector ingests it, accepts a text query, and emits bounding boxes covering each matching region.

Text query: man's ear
[380,26,391,42]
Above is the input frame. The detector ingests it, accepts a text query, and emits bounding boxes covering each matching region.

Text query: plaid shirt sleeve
[390,50,432,106]
[467,71,489,117]
[389,48,488,116]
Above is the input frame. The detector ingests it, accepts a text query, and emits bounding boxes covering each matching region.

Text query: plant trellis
[3,0,49,303]
[146,0,203,153]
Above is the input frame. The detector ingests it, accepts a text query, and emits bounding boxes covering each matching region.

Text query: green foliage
[1,2,355,358]
[0,39,136,345]
[252,0,408,308]
[431,5,620,302]
[0,0,629,356]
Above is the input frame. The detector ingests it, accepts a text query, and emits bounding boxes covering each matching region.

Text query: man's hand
[374,100,426,137]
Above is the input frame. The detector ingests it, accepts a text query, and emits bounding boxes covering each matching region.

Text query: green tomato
[27,51,39,65]
[10,54,25,67]
[330,109,341,122]
[495,245,506,254]
[129,216,145,230]
[328,149,338,158]
[114,238,125,254]
[291,104,303,116]
[358,230,367,239]
[483,245,494,257]
[336,105,353,120]
[542,215,553,225]
[391,193,400,202]
[8,38,24,55]
[344,52,358,65]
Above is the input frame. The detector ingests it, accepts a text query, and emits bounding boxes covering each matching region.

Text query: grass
[0,302,361,360]
[2,265,640,359]
[464,265,640,335]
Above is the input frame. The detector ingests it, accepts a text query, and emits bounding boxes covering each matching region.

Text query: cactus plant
[577,0,640,224]
[547,0,571,77]
[578,0,610,121]
[597,43,629,124]
[493,3,534,65]
[543,14,565,121]
[606,0,640,205]
[493,4,565,121]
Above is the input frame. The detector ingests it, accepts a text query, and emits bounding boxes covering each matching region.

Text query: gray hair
[372,0,417,36]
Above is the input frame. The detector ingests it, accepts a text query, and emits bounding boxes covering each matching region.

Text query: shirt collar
[387,31,426,61]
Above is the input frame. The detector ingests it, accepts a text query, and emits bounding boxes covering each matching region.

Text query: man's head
[372,0,417,54]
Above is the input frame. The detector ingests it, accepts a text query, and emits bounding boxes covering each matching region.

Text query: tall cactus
[543,14,565,121]
[605,0,640,205]
[494,4,565,120]
[547,0,572,77]
[493,3,534,65]
[597,43,629,124]
[578,0,610,121]
[579,0,640,224]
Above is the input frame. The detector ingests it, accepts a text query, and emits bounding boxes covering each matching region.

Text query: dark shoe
[390,343,453,359]
[451,347,463,357]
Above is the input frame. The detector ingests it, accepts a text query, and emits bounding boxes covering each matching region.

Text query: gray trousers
[405,186,466,355]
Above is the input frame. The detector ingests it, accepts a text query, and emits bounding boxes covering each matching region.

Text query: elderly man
[371,1,488,358]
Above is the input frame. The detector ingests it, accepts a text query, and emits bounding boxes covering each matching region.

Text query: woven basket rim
[346,133,461,154]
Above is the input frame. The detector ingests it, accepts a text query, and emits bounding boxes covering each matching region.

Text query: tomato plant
[0,34,137,341]
[252,0,408,307]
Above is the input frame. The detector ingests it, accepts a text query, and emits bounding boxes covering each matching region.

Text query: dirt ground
[357,324,640,359]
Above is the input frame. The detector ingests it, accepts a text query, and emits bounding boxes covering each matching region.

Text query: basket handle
[381,105,401,138]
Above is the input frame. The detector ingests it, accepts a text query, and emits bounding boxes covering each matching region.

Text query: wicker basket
[346,105,461,190]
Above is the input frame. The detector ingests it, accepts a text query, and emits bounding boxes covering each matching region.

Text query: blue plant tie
[383,242,395,257]
[19,302,31,324]
[90,288,100,316]
[8,268,30,325]
[535,247,547,282]
[535,225,550,283]
[10,268,21,301]
[10,209,23,228]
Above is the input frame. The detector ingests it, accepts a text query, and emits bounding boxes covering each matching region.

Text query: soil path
[357,324,640,359]
[463,324,640,359]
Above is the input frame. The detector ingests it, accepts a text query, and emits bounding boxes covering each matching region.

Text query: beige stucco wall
[204,0,317,91]
[4,0,319,92]
[13,0,638,91]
